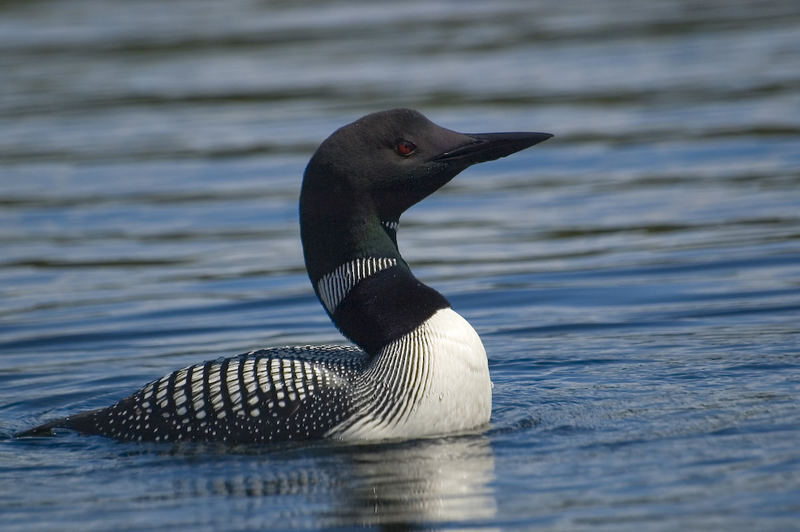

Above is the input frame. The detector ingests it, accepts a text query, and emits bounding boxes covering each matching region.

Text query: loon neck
[300,201,399,281]
[300,206,449,355]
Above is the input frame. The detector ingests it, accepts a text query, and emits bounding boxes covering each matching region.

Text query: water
[1,0,799,529]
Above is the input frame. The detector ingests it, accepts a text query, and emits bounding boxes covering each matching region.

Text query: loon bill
[18,109,552,443]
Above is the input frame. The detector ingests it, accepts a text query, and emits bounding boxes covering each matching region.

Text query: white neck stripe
[317,257,398,314]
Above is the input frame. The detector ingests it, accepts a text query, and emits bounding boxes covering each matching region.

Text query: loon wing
[18,346,369,443]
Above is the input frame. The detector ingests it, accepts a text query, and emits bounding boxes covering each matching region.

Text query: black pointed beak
[431,131,553,165]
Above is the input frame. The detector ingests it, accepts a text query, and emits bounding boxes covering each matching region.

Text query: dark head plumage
[300,108,552,281]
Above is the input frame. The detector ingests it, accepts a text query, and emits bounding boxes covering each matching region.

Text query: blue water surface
[1,1,799,530]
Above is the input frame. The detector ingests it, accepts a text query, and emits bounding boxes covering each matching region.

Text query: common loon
[19,109,551,443]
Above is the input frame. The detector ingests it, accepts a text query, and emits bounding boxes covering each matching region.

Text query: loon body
[20,109,551,443]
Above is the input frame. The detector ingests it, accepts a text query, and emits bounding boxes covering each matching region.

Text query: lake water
[1,1,799,530]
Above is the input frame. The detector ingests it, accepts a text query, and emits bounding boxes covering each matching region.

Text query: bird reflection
[333,435,497,528]
[162,434,497,528]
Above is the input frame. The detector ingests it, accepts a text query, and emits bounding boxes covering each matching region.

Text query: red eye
[395,139,416,156]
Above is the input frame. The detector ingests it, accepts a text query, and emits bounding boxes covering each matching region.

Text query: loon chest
[329,307,492,440]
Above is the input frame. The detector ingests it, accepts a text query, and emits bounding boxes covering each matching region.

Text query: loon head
[300,108,552,280]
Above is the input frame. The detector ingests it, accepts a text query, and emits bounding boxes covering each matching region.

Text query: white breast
[328,307,492,440]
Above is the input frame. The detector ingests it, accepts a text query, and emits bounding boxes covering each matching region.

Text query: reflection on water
[156,436,496,529]
[331,437,496,527]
